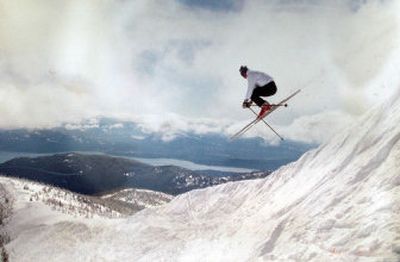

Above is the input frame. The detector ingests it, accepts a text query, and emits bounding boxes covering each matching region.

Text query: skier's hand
[242,100,252,108]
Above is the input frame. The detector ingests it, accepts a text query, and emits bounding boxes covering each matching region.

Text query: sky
[0,0,399,144]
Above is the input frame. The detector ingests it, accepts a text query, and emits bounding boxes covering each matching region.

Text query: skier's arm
[244,76,256,100]
[242,100,252,108]
[242,81,254,108]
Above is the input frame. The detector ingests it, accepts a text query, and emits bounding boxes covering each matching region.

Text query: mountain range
[0,117,314,170]
[1,87,399,261]
[0,153,270,195]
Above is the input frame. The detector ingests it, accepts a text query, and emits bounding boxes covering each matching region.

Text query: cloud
[279,110,355,144]
[0,0,399,144]
[131,112,231,141]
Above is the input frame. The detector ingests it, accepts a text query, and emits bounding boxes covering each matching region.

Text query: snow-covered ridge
[101,188,174,209]
[0,176,174,219]
[3,90,400,261]
[104,90,399,261]
[134,89,400,261]
[0,176,126,219]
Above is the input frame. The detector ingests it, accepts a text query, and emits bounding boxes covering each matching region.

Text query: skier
[240,65,277,119]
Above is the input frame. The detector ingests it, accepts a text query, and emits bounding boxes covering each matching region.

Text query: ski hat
[239,65,248,77]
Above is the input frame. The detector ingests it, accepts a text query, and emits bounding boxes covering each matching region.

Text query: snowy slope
[4,91,400,261]
[0,176,122,261]
[0,176,132,219]
[0,176,176,261]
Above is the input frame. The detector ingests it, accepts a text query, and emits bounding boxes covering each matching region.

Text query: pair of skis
[231,89,301,140]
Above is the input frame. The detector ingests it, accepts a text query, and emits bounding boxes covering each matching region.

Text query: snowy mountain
[2,91,400,261]
[0,176,173,219]
[0,176,174,261]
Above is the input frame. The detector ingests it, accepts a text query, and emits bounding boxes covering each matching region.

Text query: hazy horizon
[1,0,399,144]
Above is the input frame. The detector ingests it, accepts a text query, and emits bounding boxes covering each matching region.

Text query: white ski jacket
[244,70,273,100]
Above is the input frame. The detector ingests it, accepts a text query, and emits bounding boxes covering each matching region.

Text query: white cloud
[280,110,355,144]
[0,0,399,143]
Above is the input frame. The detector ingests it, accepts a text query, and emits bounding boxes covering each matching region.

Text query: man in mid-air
[240,65,277,119]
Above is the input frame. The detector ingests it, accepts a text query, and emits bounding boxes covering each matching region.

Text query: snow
[2,90,400,261]
[101,188,174,209]
[123,171,135,177]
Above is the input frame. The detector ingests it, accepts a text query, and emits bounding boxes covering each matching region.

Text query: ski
[249,107,284,141]
[230,89,301,140]
[230,118,259,140]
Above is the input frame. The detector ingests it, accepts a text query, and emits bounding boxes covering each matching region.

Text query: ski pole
[248,108,284,141]
[230,118,259,140]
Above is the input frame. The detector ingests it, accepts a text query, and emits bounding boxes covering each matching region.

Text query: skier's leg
[251,87,266,107]
[260,81,277,97]
[251,82,277,118]
[251,82,277,107]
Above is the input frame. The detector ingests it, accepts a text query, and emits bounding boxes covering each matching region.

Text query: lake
[0,151,255,173]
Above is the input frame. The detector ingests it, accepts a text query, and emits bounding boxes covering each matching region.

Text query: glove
[242,99,252,108]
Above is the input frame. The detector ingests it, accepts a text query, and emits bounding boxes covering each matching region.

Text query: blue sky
[179,0,379,12]
[0,0,399,143]
[178,0,242,11]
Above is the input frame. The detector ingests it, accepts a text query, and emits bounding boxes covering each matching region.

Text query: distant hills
[0,153,270,195]
[0,117,314,170]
